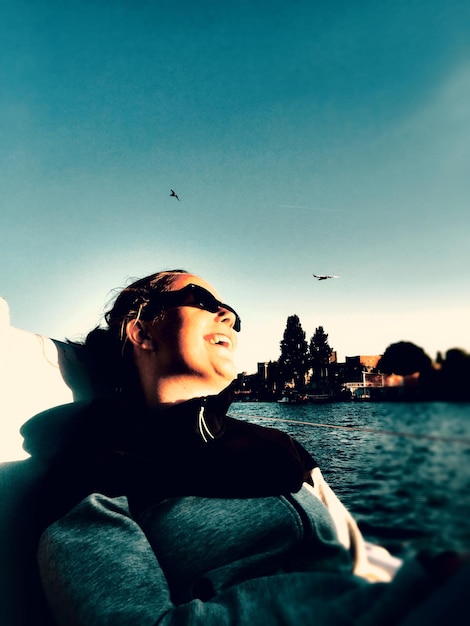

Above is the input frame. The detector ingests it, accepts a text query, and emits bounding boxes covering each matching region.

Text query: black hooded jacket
[21,389,317,524]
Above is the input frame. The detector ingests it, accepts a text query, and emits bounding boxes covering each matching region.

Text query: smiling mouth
[206,334,232,349]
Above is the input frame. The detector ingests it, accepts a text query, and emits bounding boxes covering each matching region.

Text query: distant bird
[170,189,180,201]
[313,274,340,280]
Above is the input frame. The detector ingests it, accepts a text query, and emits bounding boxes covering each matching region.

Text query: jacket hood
[20,388,235,463]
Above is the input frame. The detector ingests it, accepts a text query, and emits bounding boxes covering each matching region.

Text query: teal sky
[2,0,470,373]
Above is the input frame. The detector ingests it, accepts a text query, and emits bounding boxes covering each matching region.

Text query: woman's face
[148,274,239,392]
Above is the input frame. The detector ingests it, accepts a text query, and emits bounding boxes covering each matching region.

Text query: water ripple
[229,401,470,558]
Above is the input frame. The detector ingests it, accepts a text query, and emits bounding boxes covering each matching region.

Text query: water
[228,401,470,560]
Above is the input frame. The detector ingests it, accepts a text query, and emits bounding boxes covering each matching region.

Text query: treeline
[379,342,470,402]
[268,315,470,402]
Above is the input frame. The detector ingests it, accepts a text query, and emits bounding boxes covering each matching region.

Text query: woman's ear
[125,320,156,351]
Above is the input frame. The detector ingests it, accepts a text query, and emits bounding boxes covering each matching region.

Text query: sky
[2,0,470,374]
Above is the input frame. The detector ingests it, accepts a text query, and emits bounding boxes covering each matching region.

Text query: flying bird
[313,274,340,280]
[170,189,180,201]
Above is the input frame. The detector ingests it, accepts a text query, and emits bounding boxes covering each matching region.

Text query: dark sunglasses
[145,283,241,332]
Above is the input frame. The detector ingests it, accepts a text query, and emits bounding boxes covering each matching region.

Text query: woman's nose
[216,306,236,329]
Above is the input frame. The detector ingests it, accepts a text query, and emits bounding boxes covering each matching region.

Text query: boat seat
[0,297,97,624]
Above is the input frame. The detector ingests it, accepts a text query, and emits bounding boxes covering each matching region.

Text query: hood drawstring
[198,402,215,444]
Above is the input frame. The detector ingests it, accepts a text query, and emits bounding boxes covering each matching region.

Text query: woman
[27,269,467,625]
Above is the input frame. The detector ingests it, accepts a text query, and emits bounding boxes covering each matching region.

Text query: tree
[309,326,333,380]
[440,348,470,401]
[377,341,432,376]
[277,315,309,390]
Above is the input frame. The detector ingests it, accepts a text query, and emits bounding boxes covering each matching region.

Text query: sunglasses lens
[191,287,219,313]
[232,316,241,332]
[191,286,241,331]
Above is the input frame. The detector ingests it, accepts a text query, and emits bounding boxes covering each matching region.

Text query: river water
[228,401,470,560]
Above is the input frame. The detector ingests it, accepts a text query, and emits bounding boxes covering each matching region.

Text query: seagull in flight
[313,274,340,280]
[170,189,180,201]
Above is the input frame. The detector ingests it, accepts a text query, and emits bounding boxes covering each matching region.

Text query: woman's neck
[144,375,227,408]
